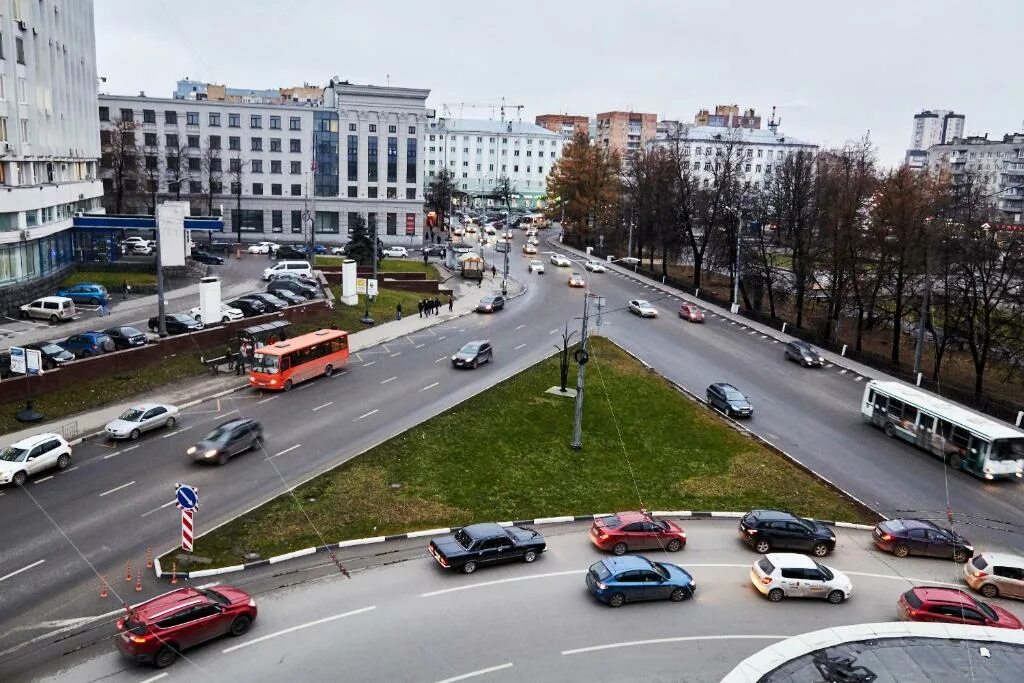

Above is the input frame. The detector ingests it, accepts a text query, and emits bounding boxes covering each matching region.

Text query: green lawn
[379,258,437,275]
[313,255,345,267]
[173,337,873,567]
[63,271,157,289]
[321,286,439,332]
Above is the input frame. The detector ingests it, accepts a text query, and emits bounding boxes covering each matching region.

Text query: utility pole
[570,292,592,450]
[155,203,168,337]
[913,236,931,378]
[731,210,742,313]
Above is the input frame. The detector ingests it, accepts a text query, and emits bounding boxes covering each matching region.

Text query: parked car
[104,326,149,350]
[427,523,546,574]
[706,382,753,417]
[550,253,571,267]
[872,518,973,562]
[24,342,75,369]
[897,586,1022,629]
[132,242,154,255]
[422,244,446,257]
[269,289,305,305]
[240,292,287,312]
[311,244,328,254]
[105,403,180,440]
[0,351,11,379]
[750,553,852,604]
[56,283,110,306]
[451,340,492,368]
[528,259,545,274]
[383,246,409,258]
[188,303,244,324]
[0,433,72,487]
[590,511,687,555]
[329,245,347,255]
[784,340,824,367]
[276,245,308,260]
[628,299,658,318]
[121,236,149,250]
[61,331,115,358]
[263,260,313,281]
[964,552,1024,600]
[568,272,586,288]
[586,555,696,607]
[115,586,257,668]
[228,298,267,318]
[267,277,318,299]
[246,241,278,254]
[738,509,836,557]
[187,418,263,466]
[476,295,505,313]
[19,296,77,323]
[584,260,606,273]
[190,250,224,265]
[149,314,204,335]
[678,303,705,322]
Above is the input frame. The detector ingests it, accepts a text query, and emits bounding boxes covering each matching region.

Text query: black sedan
[706,382,753,418]
[784,340,824,367]
[104,326,149,350]
[25,342,76,369]
[186,418,263,466]
[276,245,307,260]
[269,289,305,305]
[451,340,492,369]
[873,518,973,563]
[267,277,318,299]
[428,523,546,574]
[190,250,225,265]
[476,295,505,313]
[228,298,267,317]
[148,313,204,335]
[240,292,287,312]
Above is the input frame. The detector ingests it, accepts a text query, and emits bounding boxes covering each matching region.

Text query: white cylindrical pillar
[340,259,358,306]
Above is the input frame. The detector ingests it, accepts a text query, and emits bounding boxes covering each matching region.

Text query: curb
[156,511,876,581]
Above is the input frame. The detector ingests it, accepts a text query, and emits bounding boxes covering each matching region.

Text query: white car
[247,242,278,254]
[523,243,538,255]
[188,303,244,324]
[528,260,545,274]
[527,236,539,246]
[132,242,154,255]
[383,246,409,258]
[525,228,538,237]
[0,433,72,487]
[628,299,658,317]
[484,225,497,235]
[465,225,478,234]
[550,254,572,267]
[750,553,852,604]
[105,403,180,440]
[122,236,148,249]
[584,260,606,273]
[330,246,346,255]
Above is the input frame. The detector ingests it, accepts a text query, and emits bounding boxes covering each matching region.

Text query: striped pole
[181,509,194,552]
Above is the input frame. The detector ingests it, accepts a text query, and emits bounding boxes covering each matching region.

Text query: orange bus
[249,329,349,391]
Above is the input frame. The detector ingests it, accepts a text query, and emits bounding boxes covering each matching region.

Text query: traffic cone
[170,562,178,585]
[135,574,143,592]
[145,547,153,569]
[236,247,241,259]
[100,576,108,599]
[124,561,132,583]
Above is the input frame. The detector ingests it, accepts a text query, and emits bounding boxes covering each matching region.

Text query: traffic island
[167,336,876,570]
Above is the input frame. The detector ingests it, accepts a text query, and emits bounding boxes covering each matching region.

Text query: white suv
[263,260,314,281]
[0,433,73,487]
[750,553,852,604]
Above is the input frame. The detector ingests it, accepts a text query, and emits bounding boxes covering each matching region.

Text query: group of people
[417,296,447,317]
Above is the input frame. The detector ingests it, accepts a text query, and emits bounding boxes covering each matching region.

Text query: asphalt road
[20,520,1021,683]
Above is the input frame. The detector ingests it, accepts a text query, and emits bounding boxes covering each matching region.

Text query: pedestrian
[430,298,436,315]
[417,299,424,318]
[478,276,482,288]
[433,297,440,314]
[121,279,130,300]
[491,265,497,278]
[396,302,402,320]
[99,301,109,317]
[448,294,454,311]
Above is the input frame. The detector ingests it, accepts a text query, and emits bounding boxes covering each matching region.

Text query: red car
[116,586,258,668]
[678,303,705,322]
[590,511,687,555]
[897,586,1022,629]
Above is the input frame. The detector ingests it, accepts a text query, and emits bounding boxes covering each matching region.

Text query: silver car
[628,299,658,317]
[105,403,180,440]
[964,552,1024,600]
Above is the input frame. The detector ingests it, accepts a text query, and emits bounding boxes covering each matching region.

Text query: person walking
[448,294,454,312]
[417,299,424,318]
[433,297,440,315]
[121,279,130,300]
[491,265,497,278]
[396,302,403,320]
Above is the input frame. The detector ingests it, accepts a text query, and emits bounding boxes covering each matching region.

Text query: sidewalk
[0,271,523,449]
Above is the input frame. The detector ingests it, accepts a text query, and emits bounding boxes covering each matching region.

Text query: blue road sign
[175,484,199,511]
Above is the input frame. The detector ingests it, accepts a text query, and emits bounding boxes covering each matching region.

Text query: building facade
[694,104,761,130]
[906,109,965,170]
[927,133,1024,225]
[423,118,567,209]
[98,80,430,246]
[535,114,589,138]
[0,0,104,309]
[595,111,657,156]
[174,79,323,106]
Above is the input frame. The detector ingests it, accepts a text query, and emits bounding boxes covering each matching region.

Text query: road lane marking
[414,343,424,349]
[60,466,79,474]
[0,559,45,582]
[438,335,446,340]
[855,376,864,382]
[515,324,525,330]
[435,356,448,363]
[33,476,54,484]
[436,663,513,683]
[99,481,135,497]
[221,606,376,654]
[562,635,784,656]
[296,381,316,390]
[390,351,402,357]
[312,401,334,412]
[103,453,119,460]
[355,409,379,422]
[549,328,558,334]
[271,444,301,459]
[162,425,195,439]
[138,674,168,683]
[420,382,439,392]
[257,395,277,404]
[381,376,397,384]
[515,343,526,350]
[826,363,834,368]
[122,444,140,452]
[420,570,582,597]
[839,369,848,375]
[141,500,177,518]
[363,360,376,367]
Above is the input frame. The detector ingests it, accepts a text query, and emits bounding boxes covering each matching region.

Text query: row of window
[99,107,304,131]
[349,123,416,135]
[231,209,417,236]
[0,33,28,65]
[429,160,545,175]
[428,147,554,158]
[427,134,557,146]
[690,147,791,160]
[104,130,304,154]
[108,177,421,200]
[0,233,75,285]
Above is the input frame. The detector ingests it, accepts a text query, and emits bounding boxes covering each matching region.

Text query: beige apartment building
[535,114,590,138]
[595,111,657,155]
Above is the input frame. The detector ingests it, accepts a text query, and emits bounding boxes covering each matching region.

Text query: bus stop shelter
[237,320,291,369]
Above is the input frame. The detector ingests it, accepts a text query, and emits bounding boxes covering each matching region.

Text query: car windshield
[589,561,611,581]
[453,529,473,548]
[636,300,650,307]
[459,343,480,355]
[724,390,746,401]
[252,353,280,374]
[119,409,144,422]
[480,298,494,305]
[40,344,65,354]
[990,438,1024,462]
[0,447,29,463]
[814,562,834,580]
[203,425,232,441]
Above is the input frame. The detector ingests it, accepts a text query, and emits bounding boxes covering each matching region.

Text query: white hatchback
[383,246,409,258]
[585,260,607,272]
[188,303,244,324]
[0,433,72,487]
[750,553,852,604]
[550,254,571,267]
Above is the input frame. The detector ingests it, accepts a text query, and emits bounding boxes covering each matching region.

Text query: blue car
[56,283,110,306]
[60,331,114,358]
[586,555,696,607]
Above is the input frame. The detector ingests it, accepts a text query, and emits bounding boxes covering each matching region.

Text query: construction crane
[441,98,526,122]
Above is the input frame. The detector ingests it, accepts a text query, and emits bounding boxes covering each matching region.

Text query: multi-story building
[906,109,965,170]
[927,132,1024,225]
[595,111,657,156]
[1,0,104,309]
[98,79,430,245]
[423,118,567,209]
[694,105,762,130]
[174,79,323,106]
[535,114,589,138]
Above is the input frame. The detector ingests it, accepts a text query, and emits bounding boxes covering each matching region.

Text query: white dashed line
[103,453,118,460]
[355,409,379,421]
[390,351,402,357]
[362,360,376,367]
[0,560,45,582]
[257,395,277,404]
[99,481,135,497]
[138,673,168,683]
[549,328,558,334]
[61,466,79,474]
[122,444,140,452]
[33,476,54,484]
[515,324,525,330]
[162,425,195,439]
[312,401,333,412]
[515,343,527,350]
[435,356,448,363]
[271,444,301,459]
[381,376,397,384]
[420,382,439,392]
[414,344,424,349]
[839,369,848,375]
[826,363,834,368]
[141,500,177,518]
[855,376,864,382]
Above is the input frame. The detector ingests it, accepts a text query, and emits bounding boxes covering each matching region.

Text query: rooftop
[658,124,816,147]
[428,118,565,138]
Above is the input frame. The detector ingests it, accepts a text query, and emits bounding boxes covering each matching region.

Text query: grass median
[176,336,874,568]
[63,271,157,289]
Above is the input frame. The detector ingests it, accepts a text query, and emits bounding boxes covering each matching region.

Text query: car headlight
[204,449,218,458]
[186,446,197,455]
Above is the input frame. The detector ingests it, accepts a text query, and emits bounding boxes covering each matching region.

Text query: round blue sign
[175,484,199,511]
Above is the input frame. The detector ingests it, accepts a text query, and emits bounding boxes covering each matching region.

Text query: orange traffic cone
[135,574,143,592]
[145,547,153,569]
[100,576,108,599]
[170,562,178,585]
[236,247,241,259]
[124,561,132,583]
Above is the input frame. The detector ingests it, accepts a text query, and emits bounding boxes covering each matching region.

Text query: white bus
[861,380,1024,480]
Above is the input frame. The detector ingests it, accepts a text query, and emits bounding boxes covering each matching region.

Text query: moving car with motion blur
[586,555,696,607]
[751,553,852,604]
[590,511,687,555]
[476,295,505,313]
[897,586,1022,629]
[55,283,110,306]
[568,272,586,288]
[190,249,225,265]
[678,302,704,322]
[872,518,973,563]
[523,243,538,255]
[550,253,571,267]
[267,275,318,299]
[784,340,825,367]
[584,260,606,273]
[187,418,263,466]
[383,246,409,258]
[528,259,545,273]
[105,403,179,440]
[428,523,546,574]
[628,299,658,317]
[451,340,492,369]
[228,298,267,318]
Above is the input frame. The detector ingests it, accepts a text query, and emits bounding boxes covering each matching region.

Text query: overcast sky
[94,0,1024,166]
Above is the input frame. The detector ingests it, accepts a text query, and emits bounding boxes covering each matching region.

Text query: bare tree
[100,118,143,214]
[767,149,817,328]
[164,137,192,202]
[227,155,248,242]
[199,143,224,216]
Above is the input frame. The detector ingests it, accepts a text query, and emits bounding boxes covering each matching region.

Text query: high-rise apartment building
[694,105,761,130]
[927,132,1024,225]
[594,111,657,155]
[535,114,589,138]
[906,109,965,169]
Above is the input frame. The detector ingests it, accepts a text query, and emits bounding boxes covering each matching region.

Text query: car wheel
[523,550,538,563]
[952,548,969,563]
[462,561,478,575]
[229,615,252,637]
[767,588,785,602]
[884,422,896,438]
[89,297,100,305]
[19,310,28,319]
[57,453,71,470]
[81,350,91,358]
[222,316,230,323]
[154,645,178,669]
[666,539,682,552]
[166,417,176,429]
[811,542,829,558]
[754,539,771,554]
[217,452,229,466]
[827,590,845,604]
[50,314,59,324]
[949,453,962,470]
[980,583,999,598]
[324,364,333,377]
[472,359,479,369]
[608,593,626,608]
[283,379,293,392]
[612,542,628,556]
[12,470,27,487]
[129,428,141,441]
[670,588,689,602]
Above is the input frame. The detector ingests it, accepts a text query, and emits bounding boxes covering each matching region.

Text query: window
[349,123,357,132]
[251,160,263,173]
[289,117,301,131]
[209,112,221,127]
[250,115,262,129]
[228,113,240,128]
[209,135,221,150]
[166,133,179,147]
[290,161,301,174]
[269,115,281,130]
[165,154,179,171]
[347,134,358,181]
[230,181,241,194]
[189,180,202,194]
[15,36,25,64]
[145,156,158,171]
[188,157,200,171]
[209,158,222,172]
[164,111,177,125]
[386,213,397,235]
[229,136,240,151]
[291,184,302,196]
[387,137,398,182]
[271,183,282,196]
[316,211,339,233]
[387,186,397,199]
[144,133,157,146]
[406,188,416,199]
[270,138,281,152]
[290,139,301,153]
[348,185,357,198]
[367,136,378,182]
[229,158,242,173]
[291,210,303,233]
[369,124,377,132]
[271,210,283,233]
[409,126,416,134]
[211,180,223,194]
[251,137,263,152]
[270,160,281,174]
[367,186,378,198]
[187,135,200,148]
[141,109,155,124]
[186,111,199,126]
[252,183,263,195]
[406,137,417,183]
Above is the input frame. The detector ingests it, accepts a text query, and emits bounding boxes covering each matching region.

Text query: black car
[706,382,753,418]
[228,298,267,317]
[25,342,76,369]
[149,313,204,335]
[784,340,824,367]
[190,250,225,265]
[240,292,286,312]
[276,245,307,260]
[269,289,305,305]
[873,518,973,562]
[104,326,149,350]
[267,277,318,299]
[186,418,263,466]
[739,510,836,557]
[451,340,492,369]
[421,244,446,257]
[476,295,505,313]
[428,523,546,574]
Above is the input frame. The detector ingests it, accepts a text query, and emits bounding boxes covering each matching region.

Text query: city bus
[249,329,349,391]
[861,380,1024,480]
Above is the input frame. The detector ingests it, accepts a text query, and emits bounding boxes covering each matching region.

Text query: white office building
[906,109,965,170]
[98,80,430,246]
[927,133,1024,225]
[423,118,568,209]
[0,0,103,308]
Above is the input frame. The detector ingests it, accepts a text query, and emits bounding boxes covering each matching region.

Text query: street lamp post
[361,219,378,326]
[570,290,592,450]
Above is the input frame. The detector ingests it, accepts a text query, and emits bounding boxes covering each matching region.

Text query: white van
[19,296,77,323]
[263,260,314,281]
